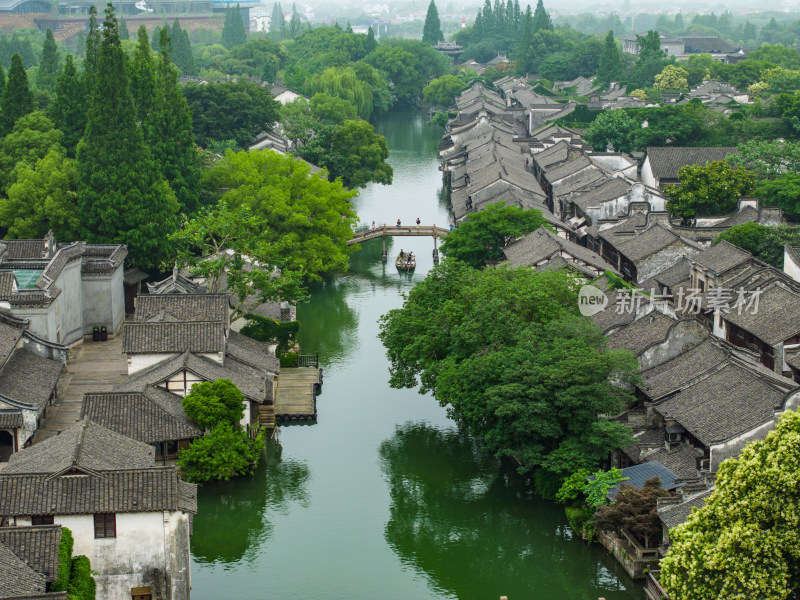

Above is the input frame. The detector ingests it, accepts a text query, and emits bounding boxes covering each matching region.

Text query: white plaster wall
[641,158,656,188]
[710,419,777,471]
[199,352,224,365]
[129,354,179,375]
[785,248,800,283]
[240,400,253,428]
[12,306,58,345]
[82,267,125,337]
[54,260,85,344]
[57,511,191,600]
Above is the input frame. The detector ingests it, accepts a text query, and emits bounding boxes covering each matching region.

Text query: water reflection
[379,422,637,600]
[191,439,310,565]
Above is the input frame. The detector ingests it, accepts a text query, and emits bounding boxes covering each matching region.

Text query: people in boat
[396,219,401,228]
[399,249,404,258]
[407,252,413,264]
[416,217,421,225]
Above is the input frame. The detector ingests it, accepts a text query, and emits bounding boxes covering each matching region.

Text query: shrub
[51,526,74,592]
[67,555,96,600]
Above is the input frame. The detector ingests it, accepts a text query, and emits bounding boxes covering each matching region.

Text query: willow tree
[305,67,373,119]
[76,4,178,268]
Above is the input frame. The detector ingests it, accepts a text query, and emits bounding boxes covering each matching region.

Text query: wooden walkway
[35,337,128,443]
[274,367,323,423]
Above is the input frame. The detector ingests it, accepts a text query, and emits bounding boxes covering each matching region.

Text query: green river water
[189,111,642,600]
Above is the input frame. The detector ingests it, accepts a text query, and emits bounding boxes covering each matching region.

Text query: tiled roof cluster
[645,146,737,182]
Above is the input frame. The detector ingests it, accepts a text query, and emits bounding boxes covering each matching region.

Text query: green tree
[756,174,800,220]
[182,379,246,429]
[170,18,195,75]
[596,30,623,86]
[35,29,60,92]
[440,202,548,267]
[202,150,358,280]
[119,17,129,40]
[665,161,755,226]
[48,54,86,156]
[324,119,392,188]
[629,30,670,89]
[727,139,800,180]
[178,422,266,484]
[171,198,305,315]
[129,26,156,123]
[653,64,689,91]
[585,110,637,153]
[422,0,444,44]
[183,80,280,148]
[514,4,534,76]
[0,148,80,240]
[661,410,800,600]
[717,222,800,268]
[748,44,800,69]
[422,74,466,106]
[147,27,202,214]
[309,92,356,123]
[378,262,638,497]
[84,6,100,93]
[532,0,552,32]
[76,4,179,269]
[222,4,247,49]
[0,111,63,191]
[557,467,628,510]
[2,53,33,134]
[269,2,285,41]
[305,66,374,119]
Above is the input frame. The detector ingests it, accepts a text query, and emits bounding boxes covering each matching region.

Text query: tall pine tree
[76,5,178,269]
[422,0,443,44]
[146,28,201,215]
[129,25,156,123]
[84,6,100,94]
[532,0,552,32]
[48,53,86,156]
[170,19,195,74]
[0,64,6,102]
[596,30,623,86]
[221,4,247,49]
[119,17,129,40]
[514,5,534,76]
[2,54,33,134]
[36,29,60,92]
[269,2,284,40]
[288,3,301,38]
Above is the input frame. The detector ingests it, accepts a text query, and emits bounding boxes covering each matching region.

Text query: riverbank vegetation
[179,379,267,484]
[379,261,638,497]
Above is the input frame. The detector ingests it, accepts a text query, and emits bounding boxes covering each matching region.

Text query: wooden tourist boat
[396,253,416,271]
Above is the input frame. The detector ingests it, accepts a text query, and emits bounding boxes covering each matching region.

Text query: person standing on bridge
[371,221,376,230]
[416,217,421,225]
[396,219,401,228]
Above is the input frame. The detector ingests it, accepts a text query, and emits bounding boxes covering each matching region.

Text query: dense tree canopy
[584,109,637,153]
[423,75,466,106]
[48,54,86,156]
[182,379,246,430]
[379,262,638,497]
[660,410,800,600]
[183,80,280,148]
[35,29,59,92]
[202,150,358,280]
[422,0,444,44]
[2,53,33,134]
[665,161,755,225]
[440,202,548,267]
[716,222,800,268]
[76,4,179,269]
[0,111,63,192]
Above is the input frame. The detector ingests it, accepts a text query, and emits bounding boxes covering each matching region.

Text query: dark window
[94,513,116,539]
[32,515,54,525]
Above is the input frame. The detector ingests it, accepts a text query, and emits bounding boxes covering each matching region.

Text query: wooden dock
[274,367,323,423]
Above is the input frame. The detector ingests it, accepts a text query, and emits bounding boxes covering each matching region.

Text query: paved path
[35,337,128,442]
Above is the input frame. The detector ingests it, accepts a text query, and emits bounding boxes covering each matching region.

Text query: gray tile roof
[135,294,229,324]
[114,351,269,403]
[717,205,759,228]
[81,389,201,445]
[606,311,675,355]
[0,467,196,516]
[615,225,682,263]
[3,419,155,475]
[0,526,62,584]
[590,287,638,332]
[0,350,64,411]
[0,272,15,300]
[503,226,612,275]
[122,321,226,354]
[651,258,691,289]
[226,330,279,373]
[693,240,751,274]
[570,177,631,211]
[605,461,679,499]
[0,540,45,597]
[0,321,24,369]
[1,240,46,260]
[639,338,728,400]
[646,443,702,479]
[645,146,737,181]
[0,410,22,428]
[722,284,800,345]
[659,489,713,529]
[657,363,793,445]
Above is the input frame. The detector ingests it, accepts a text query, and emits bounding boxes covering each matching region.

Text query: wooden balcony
[644,571,671,600]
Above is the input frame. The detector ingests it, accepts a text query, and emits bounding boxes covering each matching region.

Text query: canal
[189,111,642,600]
